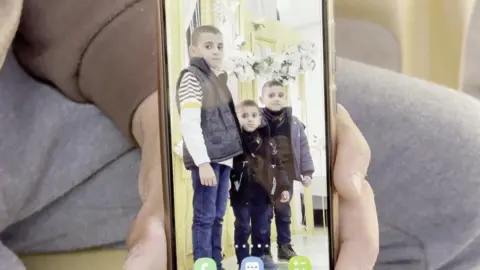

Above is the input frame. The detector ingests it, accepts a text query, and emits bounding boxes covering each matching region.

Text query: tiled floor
[223,228,330,269]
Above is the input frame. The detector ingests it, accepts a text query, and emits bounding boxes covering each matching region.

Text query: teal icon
[194,257,216,270]
[241,256,264,270]
[288,255,312,270]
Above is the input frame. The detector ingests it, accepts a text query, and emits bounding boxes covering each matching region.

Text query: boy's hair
[261,80,285,96]
[191,25,222,46]
[236,99,260,111]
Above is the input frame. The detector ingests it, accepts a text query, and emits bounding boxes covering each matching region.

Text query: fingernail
[350,173,363,194]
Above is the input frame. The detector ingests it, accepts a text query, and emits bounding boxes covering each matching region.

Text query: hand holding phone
[198,163,216,186]
[333,105,378,269]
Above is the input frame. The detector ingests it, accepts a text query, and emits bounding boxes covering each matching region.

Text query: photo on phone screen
[158,0,334,269]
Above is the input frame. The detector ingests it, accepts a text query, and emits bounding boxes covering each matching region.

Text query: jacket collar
[262,106,293,118]
[190,57,212,75]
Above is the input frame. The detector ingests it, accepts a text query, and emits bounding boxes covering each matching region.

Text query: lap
[2,150,141,253]
[337,58,480,270]
[0,53,140,254]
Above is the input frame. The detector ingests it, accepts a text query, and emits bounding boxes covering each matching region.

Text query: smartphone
[155,0,337,269]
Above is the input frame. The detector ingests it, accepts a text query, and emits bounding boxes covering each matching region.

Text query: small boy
[260,80,315,260]
[230,99,291,270]
[175,25,243,269]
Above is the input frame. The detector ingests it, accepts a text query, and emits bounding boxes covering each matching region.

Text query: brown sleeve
[14,0,158,142]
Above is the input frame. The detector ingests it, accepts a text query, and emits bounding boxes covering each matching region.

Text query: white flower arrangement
[223,40,317,84]
[223,50,260,82]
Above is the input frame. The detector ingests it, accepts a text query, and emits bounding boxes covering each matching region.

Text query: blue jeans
[273,202,292,245]
[191,163,231,269]
[231,184,272,265]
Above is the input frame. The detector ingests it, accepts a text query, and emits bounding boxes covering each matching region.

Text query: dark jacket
[175,57,243,169]
[230,119,292,205]
[262,107,315,181]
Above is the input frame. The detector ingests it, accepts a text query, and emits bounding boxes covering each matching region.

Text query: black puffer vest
[175,57,243,169]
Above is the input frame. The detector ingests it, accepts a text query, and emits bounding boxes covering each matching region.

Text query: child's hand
[302,176,312,187]
[198,163,216,186]
[280,191,290,202]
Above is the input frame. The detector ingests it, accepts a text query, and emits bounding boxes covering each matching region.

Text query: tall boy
[230,100,291,270]
[260,80,315,260]
[176,25,243,268]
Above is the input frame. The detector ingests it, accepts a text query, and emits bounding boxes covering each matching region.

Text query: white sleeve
[178,71,210,166]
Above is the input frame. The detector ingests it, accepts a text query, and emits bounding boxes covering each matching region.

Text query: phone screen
[157,0,334,269]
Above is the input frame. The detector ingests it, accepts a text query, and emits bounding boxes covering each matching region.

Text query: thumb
[333,104,371,201]
[335,182,379,270]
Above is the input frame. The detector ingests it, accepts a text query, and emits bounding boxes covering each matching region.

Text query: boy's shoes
[260,254,278,270]
[277,243,297,260]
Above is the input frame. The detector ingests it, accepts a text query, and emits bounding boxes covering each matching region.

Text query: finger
[335,181,379,270]
[334,104,371,201]
[124,218,167,269]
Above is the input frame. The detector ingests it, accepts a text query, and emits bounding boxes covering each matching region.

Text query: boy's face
[190,32,224,69]
[261,85,287,111]
[237,106,261,132]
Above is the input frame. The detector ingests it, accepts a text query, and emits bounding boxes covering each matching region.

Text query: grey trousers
[2,55,480,270]
[338,59,480,270]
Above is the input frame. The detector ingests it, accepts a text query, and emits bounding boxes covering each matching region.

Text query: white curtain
[244,0,278,20]
[183,0,200,31]
[277,0,323,28]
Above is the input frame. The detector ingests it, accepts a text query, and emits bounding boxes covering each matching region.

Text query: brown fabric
[0,0,22,69]
[14,0,158,142]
